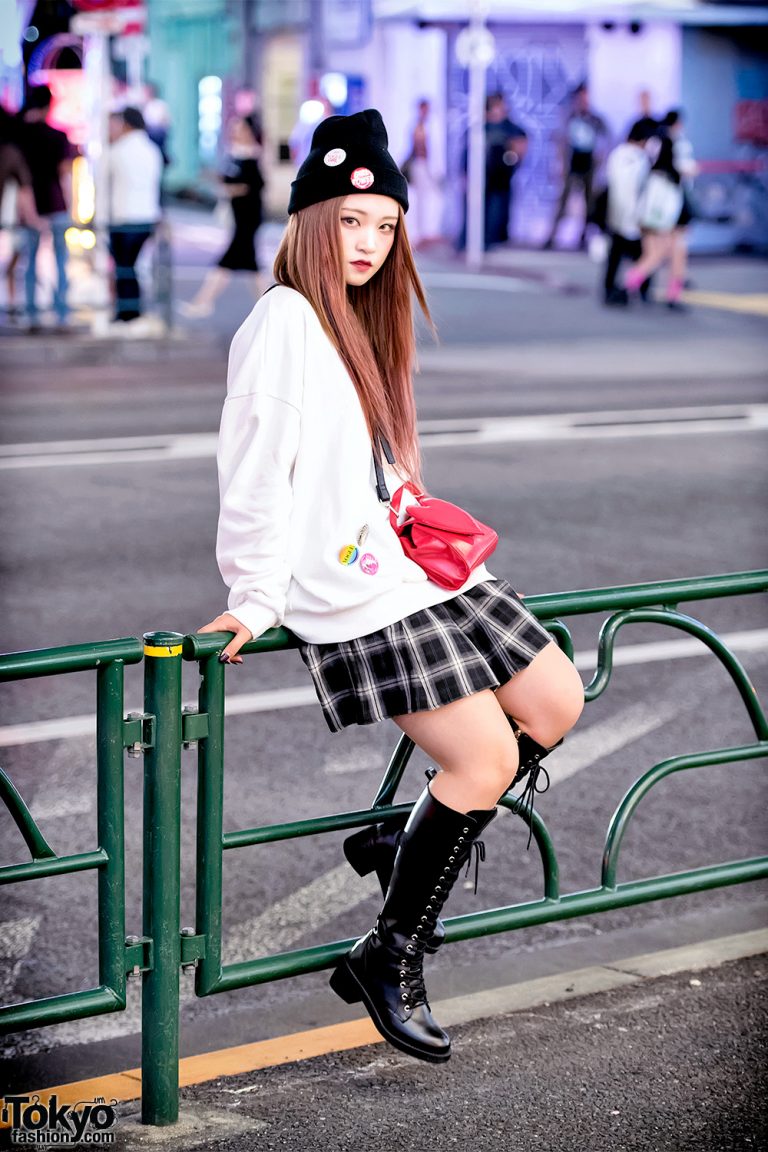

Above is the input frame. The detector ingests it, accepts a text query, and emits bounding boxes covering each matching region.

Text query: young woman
[180,114,265,318]
[624,112,697,311]
[199,109,584,1064]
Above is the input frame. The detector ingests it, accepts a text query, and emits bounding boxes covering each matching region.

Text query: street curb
[434,925,768,1028]
[5,926,766,1136]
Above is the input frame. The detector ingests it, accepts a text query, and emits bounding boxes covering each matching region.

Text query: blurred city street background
[1,1,767,1148]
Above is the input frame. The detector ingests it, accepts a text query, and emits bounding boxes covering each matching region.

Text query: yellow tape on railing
[143,644,182,658]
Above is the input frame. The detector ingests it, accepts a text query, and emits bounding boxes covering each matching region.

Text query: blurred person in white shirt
[603,122,652,306]
[105,107,162,322]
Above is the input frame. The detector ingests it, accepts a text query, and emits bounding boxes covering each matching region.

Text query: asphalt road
[0,231,766,1093]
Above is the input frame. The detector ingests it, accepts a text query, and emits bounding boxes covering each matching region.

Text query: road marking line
[1,629,765,748]
[681,290,768,317]
[226,865,379,960]
[5,928,765,1118]
[1,406,766,468]
[0,917,40,1003]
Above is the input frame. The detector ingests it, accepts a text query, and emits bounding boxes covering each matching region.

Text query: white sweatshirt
[606,142,650,240]
[216,285,494,644]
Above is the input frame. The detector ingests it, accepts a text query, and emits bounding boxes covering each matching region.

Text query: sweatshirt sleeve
[215,292,305,640]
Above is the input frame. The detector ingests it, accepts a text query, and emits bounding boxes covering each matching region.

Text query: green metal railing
[0,638,144,1032]
[0,572,766,1128]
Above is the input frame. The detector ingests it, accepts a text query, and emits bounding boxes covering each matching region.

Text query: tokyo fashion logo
[1,1093,117,1145]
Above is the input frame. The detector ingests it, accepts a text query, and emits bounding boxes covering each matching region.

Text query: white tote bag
[638,172,684,231]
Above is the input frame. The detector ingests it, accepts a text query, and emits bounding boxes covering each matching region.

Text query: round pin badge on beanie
[288,108,409,215]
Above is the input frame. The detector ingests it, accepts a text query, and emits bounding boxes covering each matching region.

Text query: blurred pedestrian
[664,108,698,304]
[18,85,77,331]
[483,92,528,247]
[198,107,583,1065]
[629,89,660,143]
[1,107,43,320]
[544,83,608,250]
[401,99,442,250]
[623,125,689,309]
[105,107,163,323]
[457,92,528,250]
[1,108,39,229]
[180,115,265,318]
[602,121,652,306]
[142,82,172,167]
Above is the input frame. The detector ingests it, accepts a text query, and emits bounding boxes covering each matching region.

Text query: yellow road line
[0,1017,382,1123]
[681,290,768,316]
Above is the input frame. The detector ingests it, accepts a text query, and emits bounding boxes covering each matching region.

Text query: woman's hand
[197,613,253,664]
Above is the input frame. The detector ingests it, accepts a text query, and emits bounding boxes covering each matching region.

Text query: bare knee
[525,663,585,748]
[449,738,518,792]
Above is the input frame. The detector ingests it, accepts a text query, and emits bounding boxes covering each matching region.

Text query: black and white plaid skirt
[298,578,553,733]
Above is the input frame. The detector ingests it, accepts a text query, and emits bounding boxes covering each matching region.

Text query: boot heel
[343,827,376,877]
[329,960,362,1004]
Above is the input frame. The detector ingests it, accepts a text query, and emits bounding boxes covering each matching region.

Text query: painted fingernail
[218,652,230,664]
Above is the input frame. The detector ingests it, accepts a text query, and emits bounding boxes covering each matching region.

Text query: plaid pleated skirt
[298,578,553,733]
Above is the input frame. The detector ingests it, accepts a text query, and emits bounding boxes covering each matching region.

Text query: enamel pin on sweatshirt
[216,285,494,644]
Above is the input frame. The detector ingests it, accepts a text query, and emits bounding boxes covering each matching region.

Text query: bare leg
[625,231,672,292]
[493,640,584,753]
[667,227,688,302]
[180,267,231,317]
[393,690,519,813]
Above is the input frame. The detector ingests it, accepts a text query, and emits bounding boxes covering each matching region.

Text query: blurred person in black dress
[180,115,265,318]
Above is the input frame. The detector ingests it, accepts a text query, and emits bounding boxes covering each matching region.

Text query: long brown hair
[273,196,434,485]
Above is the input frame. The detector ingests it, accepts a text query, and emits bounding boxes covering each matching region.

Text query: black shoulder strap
[373,434,395,503]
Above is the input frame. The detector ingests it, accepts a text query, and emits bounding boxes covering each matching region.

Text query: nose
[356,227,377,254]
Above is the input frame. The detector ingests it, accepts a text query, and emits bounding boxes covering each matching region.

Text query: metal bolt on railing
[126,713,145,759]
[180,927,197,974]
[126,935,142,979]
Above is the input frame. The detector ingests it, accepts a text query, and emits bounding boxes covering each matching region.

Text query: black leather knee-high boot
[342,771,445,953]
[330,783,496,1063]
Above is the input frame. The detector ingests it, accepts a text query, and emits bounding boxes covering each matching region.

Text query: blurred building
[9,1,767,250]
[241,0,768,251]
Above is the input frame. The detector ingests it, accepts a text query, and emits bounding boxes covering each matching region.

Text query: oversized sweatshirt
[215,285,494,644]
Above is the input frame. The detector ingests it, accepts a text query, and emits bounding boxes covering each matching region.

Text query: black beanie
[288,108,409,215]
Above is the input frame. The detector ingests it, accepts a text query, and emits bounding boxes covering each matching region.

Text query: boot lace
[510,764,550,850]
[398,951,429,1010]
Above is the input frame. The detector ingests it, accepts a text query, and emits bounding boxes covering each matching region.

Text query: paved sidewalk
[98,932,766,1152]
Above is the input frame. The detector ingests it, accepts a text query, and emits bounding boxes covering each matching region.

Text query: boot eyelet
[401,994,408,1001]
[463,827,470,834]
[404,1006,411,1013]
[458,836,465,843]
[400,981,407,987]
[449,855,456,863]
[406,944,414,953]
[411,933,418,940]
[421,915,428,923]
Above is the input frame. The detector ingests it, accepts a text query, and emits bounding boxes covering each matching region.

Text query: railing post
[141,631,183,1126]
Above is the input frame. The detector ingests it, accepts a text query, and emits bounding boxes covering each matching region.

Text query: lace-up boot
[343,810,444,954]
[507,725,563,848]
[329,784,496,1063]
